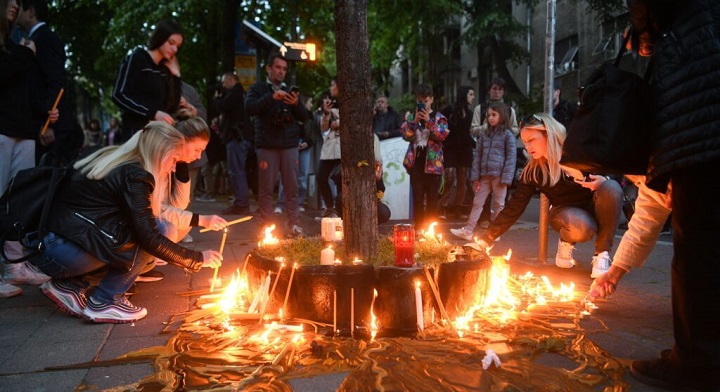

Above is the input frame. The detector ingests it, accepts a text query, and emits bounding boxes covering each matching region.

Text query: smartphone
[416,102,426,112]
[289,85,300,94]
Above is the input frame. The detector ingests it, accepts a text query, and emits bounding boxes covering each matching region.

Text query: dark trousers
[317,159,341,210]
[409,162,440,226]
[670,160,720,376]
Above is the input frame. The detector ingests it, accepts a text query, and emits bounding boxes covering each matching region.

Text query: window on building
[593,13,630,60]
[555,35,578,76]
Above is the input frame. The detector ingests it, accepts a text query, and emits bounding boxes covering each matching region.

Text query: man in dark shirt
[372,94,402,140]
[215,73,252,215]
[245,52,307,237]
[15,0,81,166]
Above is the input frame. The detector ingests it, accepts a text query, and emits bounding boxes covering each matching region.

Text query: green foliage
[254,236,455,269]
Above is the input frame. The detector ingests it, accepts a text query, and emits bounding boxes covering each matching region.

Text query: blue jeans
[278,147,311,208]
[226,139,251,208]
[29,232,154,303]
[548,179,623,254]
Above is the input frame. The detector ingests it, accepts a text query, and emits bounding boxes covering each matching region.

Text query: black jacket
[112,47,182,137]
[214,83,251,143]
[245,82,307,149]
[372,107,402,139]
[26,24,74,134]
[0,41,34,139]
[646,0,720,191]
[47,163,203,272]
[481,167,593,243]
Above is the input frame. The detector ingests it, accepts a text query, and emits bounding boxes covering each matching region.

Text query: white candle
[415,281,424,332]
[321,218,334,241]
[333,218,343,242]
[321,246,335,265]
[259,274,272,315]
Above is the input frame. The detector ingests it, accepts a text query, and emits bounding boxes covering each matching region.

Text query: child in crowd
[451,102,516,241]
[401,83,449,227]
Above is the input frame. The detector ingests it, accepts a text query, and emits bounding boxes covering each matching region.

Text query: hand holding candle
[40,88,64,137]
[210,228,228,292]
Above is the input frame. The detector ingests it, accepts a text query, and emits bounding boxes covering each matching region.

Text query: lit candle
[393,224,415,267]
[352,257,363,265]
[321,245,335,265]
[415,281,424,332]
[333,259,342,266]
[350,287,355,338]
[211,228,229,292]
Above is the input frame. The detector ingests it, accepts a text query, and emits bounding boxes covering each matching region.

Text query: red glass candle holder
[393,224,415,268]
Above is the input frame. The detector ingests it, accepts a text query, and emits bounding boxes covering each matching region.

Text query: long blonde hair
[519,113,567,187]
[74,121,185,215]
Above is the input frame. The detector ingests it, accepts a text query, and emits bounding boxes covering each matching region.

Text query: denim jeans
[548,179,623,254]
[465,176,507,231]
[277,147,311,208]
[29,232,154,303]
[226,139,251,208]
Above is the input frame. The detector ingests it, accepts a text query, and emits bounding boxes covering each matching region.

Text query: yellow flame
[258,224,279,247]
[451,249,580,335]
[371,289,378,341]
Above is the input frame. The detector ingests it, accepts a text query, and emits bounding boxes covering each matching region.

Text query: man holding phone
[245,52,307,237]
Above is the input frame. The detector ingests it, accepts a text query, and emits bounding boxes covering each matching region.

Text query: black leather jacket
[481,166,593,243]
[47,163,204,272]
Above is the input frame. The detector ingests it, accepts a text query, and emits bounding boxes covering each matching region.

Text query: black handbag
[0,155,69,263]
[560,30,654,175]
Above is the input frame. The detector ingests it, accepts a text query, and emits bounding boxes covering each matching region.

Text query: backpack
[0,156,70,263]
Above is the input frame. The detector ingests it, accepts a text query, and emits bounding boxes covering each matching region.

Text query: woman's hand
[576,174,607,192]
[154,110,174,124]
[201,250,223,269]
[163,56,181,77]
[199,215,228,231]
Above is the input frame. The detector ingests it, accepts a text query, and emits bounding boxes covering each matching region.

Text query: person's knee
[598,179,624,202]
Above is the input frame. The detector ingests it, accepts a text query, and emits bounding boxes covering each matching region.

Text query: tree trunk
[334,0,378,261]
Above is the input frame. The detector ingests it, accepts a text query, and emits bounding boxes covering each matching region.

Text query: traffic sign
[280,42,317,62]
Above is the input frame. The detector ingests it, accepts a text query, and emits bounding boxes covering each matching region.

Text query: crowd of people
[2,1,720,389]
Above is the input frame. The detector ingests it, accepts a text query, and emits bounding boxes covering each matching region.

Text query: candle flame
[450,249,580,336]
[258,225,279,247]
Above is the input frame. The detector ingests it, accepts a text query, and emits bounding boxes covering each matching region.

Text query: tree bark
[334,0,378,260]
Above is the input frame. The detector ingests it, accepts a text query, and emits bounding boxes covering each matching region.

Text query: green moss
[255,235,454,269]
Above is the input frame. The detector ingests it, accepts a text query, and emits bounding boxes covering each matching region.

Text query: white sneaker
[298,206,305,212]
[591,251,611,278]
[3,262,51,285]
[555,239,575,268]
[450,227,473,242]
[274,207,283,214]
[0,280,22,298]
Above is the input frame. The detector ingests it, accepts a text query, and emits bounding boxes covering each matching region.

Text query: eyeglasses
[519,113,545,129]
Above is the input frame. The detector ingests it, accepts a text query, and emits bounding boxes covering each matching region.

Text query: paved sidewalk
[0,196,673,391]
